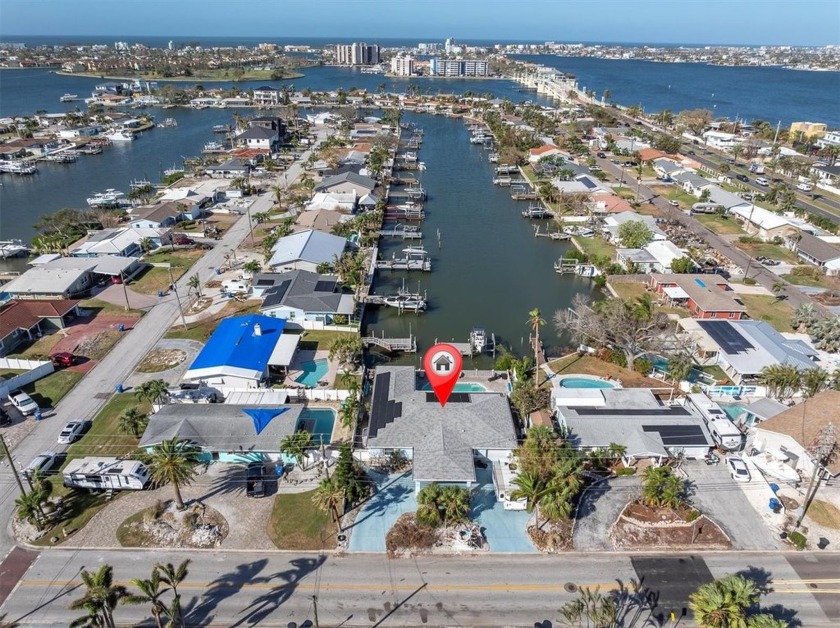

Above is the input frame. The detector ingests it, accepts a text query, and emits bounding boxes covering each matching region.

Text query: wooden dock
[384,207,424,221]
[375,257,432,272]
[378,225,423,239]
[554,258,597,276]
[363,334,417,353]
[534,225,571,240]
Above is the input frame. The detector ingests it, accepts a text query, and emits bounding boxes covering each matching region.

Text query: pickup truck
[246,462,266,498]
[9,391,39,415]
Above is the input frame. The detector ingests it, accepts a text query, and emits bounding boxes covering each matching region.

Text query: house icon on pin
[434,354,453,373]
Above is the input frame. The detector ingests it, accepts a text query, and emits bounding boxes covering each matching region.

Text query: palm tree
[667,352,693,384]
[69,565,129,628]
[438,486,470,525]
[186,273,202,298]
[771,281,786,300]
[510,471,549,528]
[135,379,169,407]
[144,439,200,510]
[14,490,47,531]
[607,442,627,462]
[416,483,444,527]
[139,237,154,254]
[125,567,167,628]
[117,406,148,438]
[758,364,801,401]
[155,560,190,628]
[527,308,545,386]
[312,477,345,531]
[689,574,760,628]
[242,260,261,275]
[280,430,313,467]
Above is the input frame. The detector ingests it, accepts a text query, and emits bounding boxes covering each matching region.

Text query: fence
[0,358,54,399]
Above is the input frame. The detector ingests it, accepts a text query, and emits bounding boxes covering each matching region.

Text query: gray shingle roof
[260,270,353,315]
[796,232,840,263]
[366,367,517,483]
[314,171,376,193]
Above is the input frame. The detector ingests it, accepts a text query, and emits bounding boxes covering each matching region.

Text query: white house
[267,229,348,273]
[259,270,355,328]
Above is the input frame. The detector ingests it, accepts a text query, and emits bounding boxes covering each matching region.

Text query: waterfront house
[252,86,281,107]
[616,240,687,273]
[295,209,350,234]
[591,193,633,216]
[267,229,349,273]
[553,388,713,465]
[129,201,201,229]
[792,233,840,275]
[204,158,250,179]
[235,126,280,152]
[0,299,80,356]
[182,314,300,388]
[552,174,605,195]
[365,366,518,494]
[139,403,313,463]
[648,274,747,320]
[748,390,840,480]
[69,227,146,258]
[602,212,666,244]
[527,144,562,163]
[259,270,355,328]
[314,172,376,196]
[305,191,358,213]
[189,97,222,108]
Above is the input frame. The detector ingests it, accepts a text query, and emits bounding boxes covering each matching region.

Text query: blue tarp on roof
[242,407,289,434]
[189,314,286,372]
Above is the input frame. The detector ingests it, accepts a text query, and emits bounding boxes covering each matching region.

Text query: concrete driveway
[573,475,641,551]
[470,465,536,553]
[347,471,416,552]
[682,459,783,550]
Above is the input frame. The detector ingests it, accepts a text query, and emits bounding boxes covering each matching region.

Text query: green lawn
[22,370,83,408]
[654,185,697,207]
[695,214,746,236]
[781,272,832,289]
[734,240,799,264]
[612,186,638,201]
[609,280,647,301]
[572,235,617,261]
[65,393,151,461]
[267,490,338,550]
[78,298,146,318]
[739,294,795,333]
[298,329,355,352]
[132,249,204,295]
[548,354,673,389]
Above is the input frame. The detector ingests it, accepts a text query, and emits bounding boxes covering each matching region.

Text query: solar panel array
[425,393,471,403]
[697,320,754,354]
[368,372,402,438]
[314,280,337,293]
[574,407,691,417]
[643,424,707,446]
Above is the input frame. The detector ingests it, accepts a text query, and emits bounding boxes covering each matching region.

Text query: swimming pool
[296,408,336,445]
[720,403,747,423]
[295,359,329,387]
[420,382,488,393]
[558,377,615,389]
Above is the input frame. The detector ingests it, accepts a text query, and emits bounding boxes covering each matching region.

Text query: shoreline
[53,70,306,82]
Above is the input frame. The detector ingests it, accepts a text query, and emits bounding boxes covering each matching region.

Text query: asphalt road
[1,550,837,626]
[0,131,327,555]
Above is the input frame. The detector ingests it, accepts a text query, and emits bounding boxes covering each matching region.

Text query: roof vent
[253,323,262,336]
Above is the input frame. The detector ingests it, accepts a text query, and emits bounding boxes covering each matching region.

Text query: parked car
[611,159,621,165]
[668,200,680,207]
[596,152,606,158]
[590,165,601,171]
[169,234,194,246]
[796,183,813,192]
[735,174,749,182]
[246,462,266,498]
[24,450,58,478]
[51,352,78,368]
[57,421,85,444]
[686,150,696,155]
[727,456,751,482]
[755,177,769,186]
[9,391,38,415]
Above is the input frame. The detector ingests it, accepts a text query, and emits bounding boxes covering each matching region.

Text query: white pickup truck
[9,391,39,415]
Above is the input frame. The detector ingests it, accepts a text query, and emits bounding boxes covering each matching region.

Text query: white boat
[0,239,30,259]
[212,124,231,133]
[45,152,77,163]
[402,246,428,257]
[383,292,427,311]
[747,450,800,483]
[59,93,79,102]
[87,188,126,208]
[203,141,224,152]
[130,179,152,189]
[105,130,136,142]
[159,118,178,128]
[522,206,553,219]
[0,161,37,174]
[470,134,489,144]
[470,327,491,353]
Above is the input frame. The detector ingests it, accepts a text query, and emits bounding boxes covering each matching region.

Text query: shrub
[614,467,636,476]
[743,277,757,285]
[738,235,760,244]
[791,265,824,279]
[593,275,607,289]
[788,530,807,550]
[633,358,653,375]
[606,350,627,368]
[686,509,702,522]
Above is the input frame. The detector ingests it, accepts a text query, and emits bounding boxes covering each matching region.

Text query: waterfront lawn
[739,294,795,333]
[695,214,746,236]
[548,354,672,389]
[572,235,617,261]
[298,329,351,352]
[268,490,337,550]
[609,280,647,301]
[165,299,261,342]
[734,240,798,264]
[132,249,205,295]
[21,370,83,409]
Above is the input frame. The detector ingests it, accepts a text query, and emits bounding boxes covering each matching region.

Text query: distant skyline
[1,0,839,47]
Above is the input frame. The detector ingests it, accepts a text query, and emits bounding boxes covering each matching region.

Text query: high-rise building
[335,42,380,66]
[390,54,415,76]
[429,58,489,77]
[168,40,174,51]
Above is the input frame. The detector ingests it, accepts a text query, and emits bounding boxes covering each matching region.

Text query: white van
[755,177,769,186]
[686,393,743,451]
[221,279,250,294]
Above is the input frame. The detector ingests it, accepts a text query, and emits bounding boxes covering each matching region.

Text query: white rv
[63,457,151,491]
[686,393,743,451]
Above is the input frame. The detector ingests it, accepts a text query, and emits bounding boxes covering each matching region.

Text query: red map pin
[422,343,463,407]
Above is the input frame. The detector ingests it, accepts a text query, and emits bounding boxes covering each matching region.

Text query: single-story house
[129,201,201,230]
[602,211,666,244]
[728,204,801,241]
[294,209,351,234]
[365,366,518,494]
[1,255,140,299]
[652,157,685,179]
[358,192,380,211]
[590,192,633,214]
[733,397,788,428]
[702,131,739,150]
[183,314,300,388]
[139,403,318,463]
[0,299,80,356]
[673,171,713,197]
[749,390,840,479]
[259,270,355,327]
[793,233,840,275]
[527,144,563,163]
[554,388,713,464]
[552,174,605,195]
[617,240,686,273]
[615,247,659,273]
[305,191,357,213]
[649,274,747,320]
[811,164,840,188]
[69,227,147,258]
[690,320,820,385]
[637,148,667,163]
[267,229,348,273]
[204,158,250,179]
[314,171,376,196]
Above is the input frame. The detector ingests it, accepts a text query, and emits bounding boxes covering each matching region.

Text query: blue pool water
[295,359,329,387]
[559,377,615,389]
[420,382,488,393]
[296,408,336,445]
[720,404,747,423]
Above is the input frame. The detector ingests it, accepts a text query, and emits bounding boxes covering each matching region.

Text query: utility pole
[120,270,131,311]
[166,265,188,330]
[312,595,320,628]
[1,433,27,497]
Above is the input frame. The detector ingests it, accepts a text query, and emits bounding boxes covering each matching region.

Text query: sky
[1,0,838,46]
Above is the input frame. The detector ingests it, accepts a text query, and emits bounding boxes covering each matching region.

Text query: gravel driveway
[573,475,641,551]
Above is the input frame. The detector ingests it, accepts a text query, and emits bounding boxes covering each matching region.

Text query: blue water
[295,408,335,445]
[419,382,488,393]
[559,377,615,389]
[295,358,329,387]
[720,403,747,422]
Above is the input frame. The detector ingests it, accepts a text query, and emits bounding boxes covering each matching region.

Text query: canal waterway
[365,111,593,364]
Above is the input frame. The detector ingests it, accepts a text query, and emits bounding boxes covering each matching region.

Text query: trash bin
[215,268,221,275]
[34,410,42,421]
[769,483,780,493]
[769,497,781,513]
[157,290,164,297]
[115,383,124,393]
[117,323,125,332]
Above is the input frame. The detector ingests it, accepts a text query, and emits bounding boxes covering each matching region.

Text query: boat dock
[378,225,423,239]
[554,258,598,276]
[363,334,417,353]
[534,225,570,240]
[383,205,424,221]
[375,256,432,272]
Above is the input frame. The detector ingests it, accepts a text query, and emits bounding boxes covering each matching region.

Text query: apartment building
[335,42,380,66]
[429,58,489,77]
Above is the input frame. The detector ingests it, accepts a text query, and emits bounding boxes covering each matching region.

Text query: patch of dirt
[385,513,486,557]
[807,500,840,530]
[529,518,573,552]
[185,297,213,315]
[136,349,187,373]
[120,500,228,548]
[611,501,731,550]
[812,291,840,306]
[73,330,123,360]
